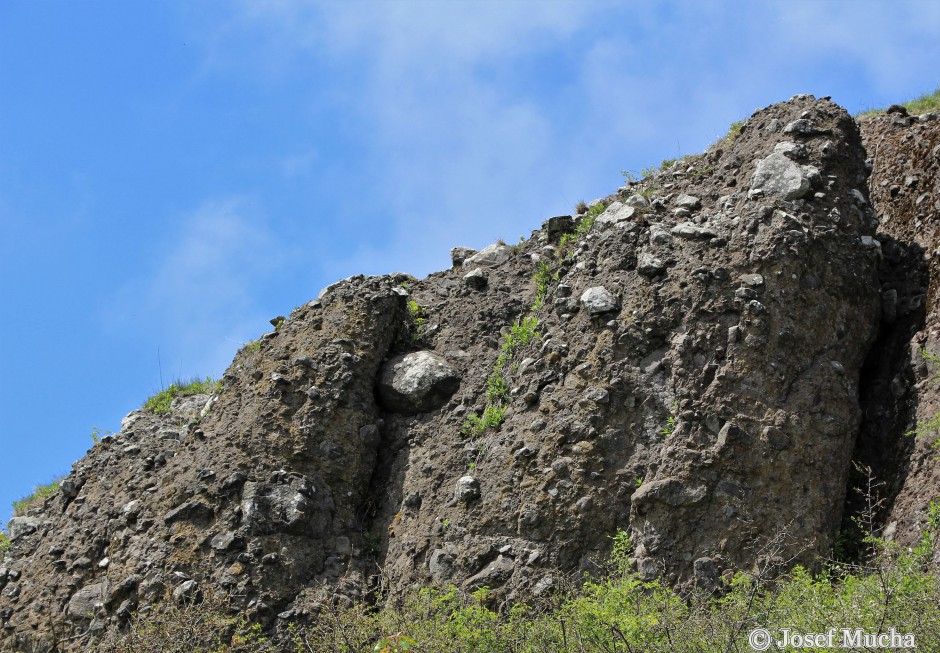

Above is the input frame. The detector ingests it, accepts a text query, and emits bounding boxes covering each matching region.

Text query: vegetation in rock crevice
[143,377,222,414]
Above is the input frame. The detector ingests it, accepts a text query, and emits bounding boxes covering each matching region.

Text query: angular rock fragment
[463,242,512,267]
[579,286,619,315]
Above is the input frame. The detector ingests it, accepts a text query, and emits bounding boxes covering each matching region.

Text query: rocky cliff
[2,95,940,652]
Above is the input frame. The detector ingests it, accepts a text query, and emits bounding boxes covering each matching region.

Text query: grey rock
[580,286,619,316]
[463,243,512,267]
[464,555,514,591]
[542,215,574,243]
[860,235,882,255]
[740,273,764,288]
[221,472,247,491]
[450,247,476,267]
[693,557,719,592]
[670,223,718,240]
[624,193,650,208]
[59,476,84,499]
[163,500,213,525]
[173,580,199,602]
[773,141,807,158]
[116,599,134,620]
[241,475,331,536]
[210,531,238,551]
[121,500,141,521]
[649,225,672,245]
[636,557,659,581]
[429,549,456,582]
[455,476,481,503]
[674,194,701,210]
[637,253,667,277]
[531,574,555,596]
[7,517,42,540]
[377,351,461,414]
[67,582,107,620]
[750,152,818,200]
[632,478,707,508]
[783,119,816,135]
[575,496,594,513]
[596,202,636,229]
[582,388,609,404]
[463,267,487,289]
[358,425,381,447]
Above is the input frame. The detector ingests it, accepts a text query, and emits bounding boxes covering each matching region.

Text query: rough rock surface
[5,95,937,651]
[854,108,940,553]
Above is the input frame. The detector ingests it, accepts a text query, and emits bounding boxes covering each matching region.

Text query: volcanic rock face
[855,107,940,552]
[5,95,938,651]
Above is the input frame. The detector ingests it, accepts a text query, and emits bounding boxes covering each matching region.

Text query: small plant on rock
[12,477,63,516]
[531,260,555,312]
[402,299,429,347]
[462,404,507,438]
[144,377,222,415]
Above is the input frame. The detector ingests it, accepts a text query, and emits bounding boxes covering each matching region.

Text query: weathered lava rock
[0,96,908,651]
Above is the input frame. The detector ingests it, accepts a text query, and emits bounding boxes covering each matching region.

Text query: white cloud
[182,0,940,289]
[107,198,292,376]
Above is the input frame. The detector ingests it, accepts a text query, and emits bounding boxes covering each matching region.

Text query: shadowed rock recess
[3,95,940,651]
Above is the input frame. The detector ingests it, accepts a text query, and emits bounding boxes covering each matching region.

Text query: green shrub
[461,404,506,438]
[531,260,555,312]
[12,478,63,517]
[88,514,940,652]
[89,425,113,445]
[557,208,602,259]
[144,377,222,415]
[400,299,429,347]
[98,589,277,653]
[485,370,509,405]
[503,316,539,356]
[0,531,9,553]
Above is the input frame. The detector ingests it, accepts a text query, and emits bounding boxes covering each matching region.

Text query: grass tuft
[858,87,940,118]
[12,477,63,517]
[144,377,222,414]
[903,86,940,114]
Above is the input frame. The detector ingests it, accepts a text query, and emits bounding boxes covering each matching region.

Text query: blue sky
[1,0,938,525]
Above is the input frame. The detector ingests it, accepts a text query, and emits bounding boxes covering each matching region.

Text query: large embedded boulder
[377,350,461,414]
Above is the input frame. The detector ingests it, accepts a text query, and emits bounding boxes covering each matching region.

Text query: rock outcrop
[854,106,940,553]
[3,95,940,651]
